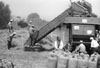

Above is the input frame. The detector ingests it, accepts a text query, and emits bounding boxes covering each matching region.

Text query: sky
[1,0,100,21]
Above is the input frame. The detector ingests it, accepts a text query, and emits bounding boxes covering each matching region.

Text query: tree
[18,20,28,28]
[0,1,11,29]
[27,13,48,30]
[27,13,39,22]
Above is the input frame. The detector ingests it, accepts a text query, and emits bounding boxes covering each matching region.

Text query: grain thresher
[25,0,100,53]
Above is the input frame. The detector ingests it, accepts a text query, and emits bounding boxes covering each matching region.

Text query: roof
[64,17,100,25]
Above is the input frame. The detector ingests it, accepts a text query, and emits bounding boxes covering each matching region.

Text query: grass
[0,29,52,68]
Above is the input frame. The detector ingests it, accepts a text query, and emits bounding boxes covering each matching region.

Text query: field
[0,29,52,68]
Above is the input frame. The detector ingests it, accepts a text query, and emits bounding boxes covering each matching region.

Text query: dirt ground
[0,49,50,68]
[0,29,52,68]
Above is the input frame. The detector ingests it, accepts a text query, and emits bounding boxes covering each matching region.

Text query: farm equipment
[24,0,100,52]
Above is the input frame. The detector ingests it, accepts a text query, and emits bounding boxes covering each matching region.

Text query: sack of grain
[77,59,88,68]
[68,57,77,68]
[47,55,58,68]
[57,55,68,68]
[96,55,100,68]
[88,56,97,68]
[88,60,97,68]
[49,51,58,58]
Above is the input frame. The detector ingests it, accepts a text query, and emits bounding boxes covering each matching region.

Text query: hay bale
[11,39,21,47]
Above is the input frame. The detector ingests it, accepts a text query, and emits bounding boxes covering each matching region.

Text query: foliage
[27,13,39,22]
[0,1,11,29]
[27,13,48,30]
[17,20,28,28]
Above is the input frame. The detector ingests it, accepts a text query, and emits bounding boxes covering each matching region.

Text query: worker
[54,40,58,49]
[28,21,32,27]
[90,37,99,54]
[8,19,14,33]
[59,40,64,50]
[63,43,71,52]
[54,36,65,51]
[29,24,38,47]
[7,32,16,50]
[74,40,87,54]
[95,30,99,41]
[54,36,60,50]
[29,25,35,47]
[56,36,61,49]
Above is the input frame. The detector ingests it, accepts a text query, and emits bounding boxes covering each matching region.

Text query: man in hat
[7,32,16,49]
[29,25,35,46]
[90,37,99,54]
[74,40,87,54]
[8,19,14,33]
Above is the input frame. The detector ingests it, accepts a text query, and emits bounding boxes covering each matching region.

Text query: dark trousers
[91,47,98,54]
[30,35,35,47]
[8,41,12,49]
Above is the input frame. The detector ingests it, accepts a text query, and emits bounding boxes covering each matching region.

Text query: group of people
[54,36,100,55]
[74,37,99,55]
[7,19,100,55]
[54,36,64,50]
[54,36,71,52]
[7,20,38,50]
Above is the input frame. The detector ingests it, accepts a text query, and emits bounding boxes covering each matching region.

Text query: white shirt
[54,41,58,49]
[54,40,64,49]
[59,40,64,49]
[91,39,99,48]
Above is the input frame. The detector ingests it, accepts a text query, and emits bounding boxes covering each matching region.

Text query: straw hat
[80,40,83,43]
[10,19,13,22]
[90,37,93,40]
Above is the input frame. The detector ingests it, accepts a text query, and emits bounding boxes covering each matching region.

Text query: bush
[17,20,28,28]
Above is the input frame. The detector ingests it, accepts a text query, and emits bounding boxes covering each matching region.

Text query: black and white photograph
[0,0,100,68]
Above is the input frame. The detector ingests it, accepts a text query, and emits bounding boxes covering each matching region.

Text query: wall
[50,24,69,46]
